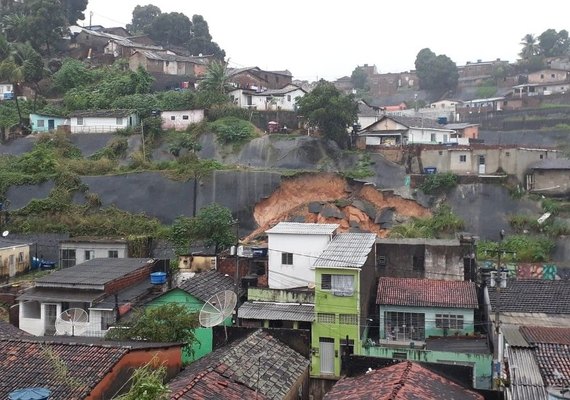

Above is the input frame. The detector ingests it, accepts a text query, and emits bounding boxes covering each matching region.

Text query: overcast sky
[85,0,570,81]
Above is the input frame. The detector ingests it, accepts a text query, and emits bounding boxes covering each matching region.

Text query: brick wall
[217,256,268,287]
[104,263,153,294]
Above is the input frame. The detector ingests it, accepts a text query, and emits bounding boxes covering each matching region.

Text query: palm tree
[198,60,232,95]
[519,34,539,60]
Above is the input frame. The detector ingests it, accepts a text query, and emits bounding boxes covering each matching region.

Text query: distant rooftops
[487,280,570,314]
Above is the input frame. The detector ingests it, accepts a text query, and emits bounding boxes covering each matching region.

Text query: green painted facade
[379,305,475,340]
[311,267,361,377]
[147,288,231,364]
[363,345,493,389]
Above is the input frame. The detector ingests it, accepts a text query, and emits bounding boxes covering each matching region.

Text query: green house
[147,269,237,363]
[311,233,377,377]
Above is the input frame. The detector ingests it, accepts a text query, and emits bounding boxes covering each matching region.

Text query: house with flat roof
[527,158,570,196]
[17,258,160,337]
[59,236,130,268]
[69,109,139,133]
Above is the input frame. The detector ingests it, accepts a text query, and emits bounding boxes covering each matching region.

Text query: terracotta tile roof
[533,343,570,387]
[0,338,128,399]
[169,329,308,399]
[323,361,483,400]
[178,269,237,303]
[170,369,265,400]
[520,326,570,346]
[377,277,478,309]
[0,320,27,338]
[487,280,570,314]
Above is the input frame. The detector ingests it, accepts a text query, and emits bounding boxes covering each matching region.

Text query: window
[385,311,425,340]
[540,154,544,159]
[443,135,448,143]
[37,119,45,128]
[108,250,119,258]
[459,155,467,162]
[339,314,358,325]
[322,274,354,296]
[540,74,544,79]
[412,255,425,271]
[182,115,189,120]
[435,314,464,329]
[281,252,293,265]
[76,117,84,126]
[84,250,94,261]
[61,249,76,268]
[438,151,443,156]
[377,256,387,267]
[100,310,114,330]
[17,252,24,262]
[392,352,408,360]
[317,313,335,323]
[22,301,41,319]
[430,133,436,142]
[116,117,123,125]
[287,95,291,102]
[246,95,253,105]
[505,151,510,157]
[551,74,555,78]
[170,115,176,120]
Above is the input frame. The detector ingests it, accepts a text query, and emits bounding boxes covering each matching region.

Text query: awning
[238,301,314,322]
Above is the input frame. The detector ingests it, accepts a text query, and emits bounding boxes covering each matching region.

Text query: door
[48,119,55,130]
[478,155,486,174]
[44,304,58,335]
[8,255,15,277]
[319,338,335,374]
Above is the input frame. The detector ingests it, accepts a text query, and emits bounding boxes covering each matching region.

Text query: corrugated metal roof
[266,222,339,235]
[237,302,314,322]
[314,233,376,268]
[376,238,461,246]
[502,324,531,347]
[507,347,548,400]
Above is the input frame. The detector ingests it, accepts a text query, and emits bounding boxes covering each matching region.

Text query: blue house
[29,113,67,133]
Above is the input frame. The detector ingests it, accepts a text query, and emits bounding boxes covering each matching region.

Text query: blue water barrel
[150,272,167,285]
[9,387,51,400]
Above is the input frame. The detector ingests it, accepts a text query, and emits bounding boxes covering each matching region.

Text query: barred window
[281,252,293,265]
[339,314,358,325]
[317,313,335,324]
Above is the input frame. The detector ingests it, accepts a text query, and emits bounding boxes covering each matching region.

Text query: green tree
[414,48,458,91]
[61,0,88,25]
[148,12,192,46]
[53,58,93,92]
[25,0,68,55]
[350,66,368,90]
[519,33,540,60]
[188,203,236,253]
[1,13,29,43]
[198,60,232,96]
[105,303,199,357]
[187,15,225,58]
[127,4,162,35]
[295,80,358,149]
[538,28,569,57]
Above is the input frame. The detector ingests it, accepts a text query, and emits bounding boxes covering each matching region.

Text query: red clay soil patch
[245,173,430,241]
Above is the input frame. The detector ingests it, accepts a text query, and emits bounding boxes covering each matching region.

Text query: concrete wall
[29,114,66,133]
[532,169,570,195]
[71,114,139,133]
[0,244,29,278]
[247,287,314,303]
[161,109,204,131]
[528,69,569,84]
[59,242,128,267]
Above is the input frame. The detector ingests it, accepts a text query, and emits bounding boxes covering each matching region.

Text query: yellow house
[0,240,30,279]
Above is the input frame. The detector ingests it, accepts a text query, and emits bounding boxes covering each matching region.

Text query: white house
[59,236,130,268]
[17,258,158,337]
[266,222,339,289]
[69,109,139,133]
[0,83,14,100]
[160,109,205,131]
[229,84,306,111]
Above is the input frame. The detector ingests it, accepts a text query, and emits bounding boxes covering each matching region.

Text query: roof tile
[178,270,237,303]
[487,280,570,314]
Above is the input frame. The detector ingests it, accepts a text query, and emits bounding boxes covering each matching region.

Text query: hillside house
[128,51,211,77]
[69,109,139,133]
[17,258,160,337]
[419,145,560,179]
[160,109,205,131]
[168,329,310,400]
[311,233,377,377]
[0,239,30,279]
[266,222,339,289]
[526,158,570,196]
[228,84,305,111]
[0,337,181,400]
[357,115,456,148]
[29,113,67,133]
[356,100,383,129]
[0,83,14,100]
[59,236,130,268]
[146,269,237,362]
[375,238,471,281]
[227,67,293,91]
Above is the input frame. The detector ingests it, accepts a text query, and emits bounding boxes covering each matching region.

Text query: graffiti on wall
[481,261,570,280]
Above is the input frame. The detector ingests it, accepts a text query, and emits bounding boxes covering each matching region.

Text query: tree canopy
[295,80,358,149]
[350,66,368,90]
[414,48,459,92]
[127,5,225,58]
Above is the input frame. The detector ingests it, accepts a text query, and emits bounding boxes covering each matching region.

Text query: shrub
[419,172,458,194]
[208,117,255,145]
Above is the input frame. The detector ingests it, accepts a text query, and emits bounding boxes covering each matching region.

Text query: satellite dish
[55,308,89,336]
[1,230,8,237]
[199,290,237,328]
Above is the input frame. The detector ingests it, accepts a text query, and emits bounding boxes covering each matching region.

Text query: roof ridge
[389,361,412,399]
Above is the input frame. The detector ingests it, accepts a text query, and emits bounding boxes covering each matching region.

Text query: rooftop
[507,346,548,400]
[0,338,128,399]
[238,301,315,322]
[266,222,339,235]
[178,269,237,303]
[533,343,570,387]
[169,329,308,400]
[69,109,136,118]
[0,239,29,249]
[425,337,490,354]
[170,369,265,400]
[61,236,128,244]
[376,238,461,246]
[323,361,483,400]
[520,326,570,346]
[0,320,26,338]
[530,158,570,170]
[487,280,570,314]
[314,233,376,269]
[377,277,478,309]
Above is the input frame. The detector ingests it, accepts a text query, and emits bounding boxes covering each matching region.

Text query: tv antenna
[199,290,237,340]
[55,308,89,336]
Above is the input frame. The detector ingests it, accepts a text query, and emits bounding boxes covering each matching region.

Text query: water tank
[9,388,51,400]
[150,272,167,285]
